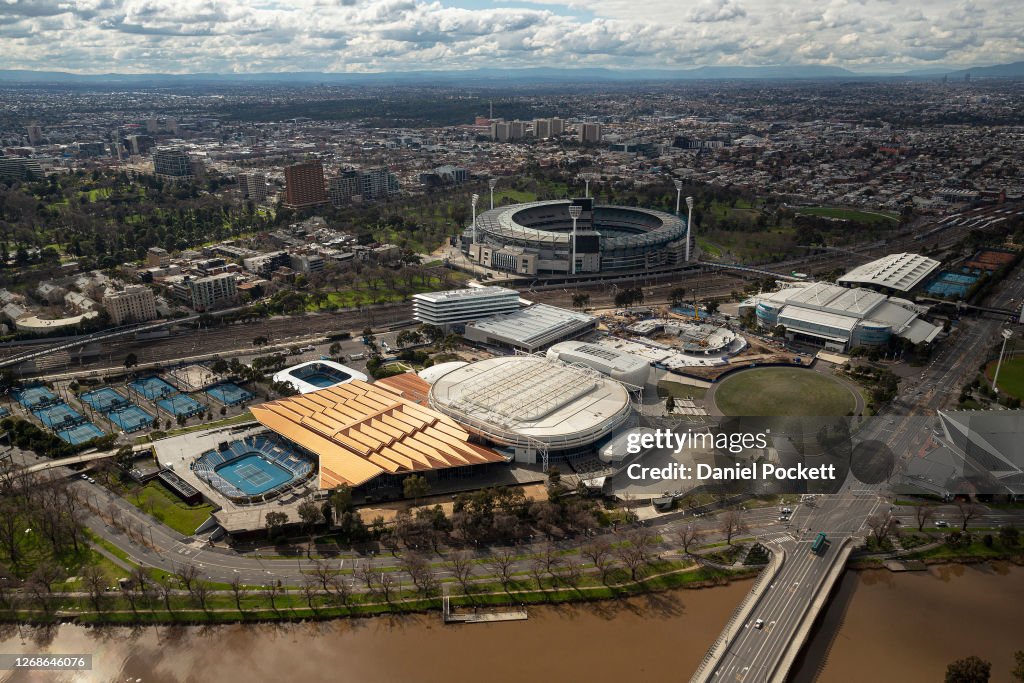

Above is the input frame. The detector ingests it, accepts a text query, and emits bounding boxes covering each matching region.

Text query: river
[0,564,1021,683]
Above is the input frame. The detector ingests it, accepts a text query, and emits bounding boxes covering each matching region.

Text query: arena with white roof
[741,281,941,352]
[837,252,940,293]
[428,355,633,464]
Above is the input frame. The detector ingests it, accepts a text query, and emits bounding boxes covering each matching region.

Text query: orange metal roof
[249,377,507,489]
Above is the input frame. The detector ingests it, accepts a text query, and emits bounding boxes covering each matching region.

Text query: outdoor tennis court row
[80,387,155,433]
[12,385,107,445]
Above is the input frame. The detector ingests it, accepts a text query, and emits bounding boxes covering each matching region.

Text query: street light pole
[471,193,479,245]
[685,196,695,262]
[992,329,1013,394]
[568,204,582,276]
[488,178,497,210]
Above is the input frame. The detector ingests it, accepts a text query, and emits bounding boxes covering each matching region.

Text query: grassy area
[984,356,1024,400]
[696,237,723,258]
[795,206,899,225]
[494,188,538,204]
[906,539,1020,561]
[141,411,255,443]
[305,273,471,311]
[714,367,857,417]
[657,381,708,401]
[126,481,215,536]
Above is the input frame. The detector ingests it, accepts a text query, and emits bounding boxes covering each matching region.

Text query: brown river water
[1,564,1021,683]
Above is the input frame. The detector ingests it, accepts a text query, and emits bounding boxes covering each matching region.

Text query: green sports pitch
[986,356,1024,400]
[713,367,857,417]
[795,206,899,225]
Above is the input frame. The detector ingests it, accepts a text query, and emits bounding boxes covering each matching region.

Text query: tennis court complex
[34,402,85,429]
[56,422,106,445]
[81,387,130,412]
[129,376,178,400]
[205,382,254,406]
[193,434,313,501]
[13,386,59,409]
[81,387,153,433]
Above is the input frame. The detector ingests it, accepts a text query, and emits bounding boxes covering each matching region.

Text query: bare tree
[615,542,647,582]
[28,561,64,593]
[327,575,352,611]
[540,542,561,582]
[719,511,748,546]
[674,524,704,556]
[914,505,936,532]
[25,579,55,618]
[230,574,248,613]
[156,575,175,614]
[311,559,334,593]
[357,560,376,592]
[81,564,108,614]
[262,582,280,613]
[529,555,548,590]
[379,572,397,603]
[560,557,583,591]
[301,574,320,613]
[191,579,211,612]
[955,500,981,532]
[867,511,897,544]
[486,548,517,592]
[176,561,199,594]
[444,550,475,596]
[581,537,612,571]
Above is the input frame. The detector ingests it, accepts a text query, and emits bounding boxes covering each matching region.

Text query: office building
[284,161,328,208]
[412,286,521,328]
[579,123,603,144]
[238,172,267,202]
[26,125,43,146]
[152,148,193,181]
[104,285,158,325]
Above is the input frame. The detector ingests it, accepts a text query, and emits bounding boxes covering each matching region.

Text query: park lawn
[127,481,215,536]
[714,367,856,417]
[494,188,538,203]
[984,356,1024,400]
[307,274,471,311]
[795,206,899,225]
[657,381,708,401]
[696,237,723,258]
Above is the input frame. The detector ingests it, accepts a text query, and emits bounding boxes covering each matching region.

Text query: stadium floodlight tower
[471,193,480,244]
[992,328,1014,394]
[488,178,498,210]
[685,195,695,261]
[579,172,593,199]
[674,179,683,215]
[568,203,582,275]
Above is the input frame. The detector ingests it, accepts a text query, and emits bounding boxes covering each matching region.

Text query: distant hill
[0,61,1020,86]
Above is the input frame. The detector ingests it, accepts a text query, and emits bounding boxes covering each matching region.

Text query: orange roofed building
[249,374,508,492]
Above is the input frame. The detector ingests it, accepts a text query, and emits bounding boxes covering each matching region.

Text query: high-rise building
[238,172,267,202]
[533,119,551,138]
[152,148,193,181]
[490,121,511,142]
[175,273,238,312]
[328,167,399,206]
[146,118,159,134]
[26,125,43,146]
[128,134,154,156]
[103,285,158,325]
[579,123,603,144]
[146,247,170,268]
[284,161,328,208]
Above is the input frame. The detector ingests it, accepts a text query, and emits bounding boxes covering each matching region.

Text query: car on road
[80,473,88,480]
[299,345,316,352]
[754,619,764,629]
[781,507,793,514]
[935,520,949,528]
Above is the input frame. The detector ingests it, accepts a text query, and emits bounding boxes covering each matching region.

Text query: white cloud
[0,0,1020,73]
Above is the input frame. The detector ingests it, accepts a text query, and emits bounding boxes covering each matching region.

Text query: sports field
[713,367,857,417]
[795,206,899,225]
[986,356,1024,400]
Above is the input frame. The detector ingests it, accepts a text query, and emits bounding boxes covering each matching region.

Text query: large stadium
[463,198,692,276]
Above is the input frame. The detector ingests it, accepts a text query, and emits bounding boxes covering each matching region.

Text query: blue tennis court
[129,376,178,400]
[926,270,979,298]
[13,386,59,409]
[157,393,204,417]
[80,387,130,412]
[56,422,105,445]
[108,405,155,432]
[205,382,254,406]
[215,454,293,495]
[33,402,86,429]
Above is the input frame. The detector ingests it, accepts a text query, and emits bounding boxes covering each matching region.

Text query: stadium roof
[250,377,507,489]
[465,303,596,352]
[838,253,940,292]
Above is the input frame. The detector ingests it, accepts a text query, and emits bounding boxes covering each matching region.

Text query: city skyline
[1,0,1023,75]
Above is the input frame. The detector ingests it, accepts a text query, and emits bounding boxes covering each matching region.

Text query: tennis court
[80,387,130,412]
[129,376,178,400]
[108,404,155,432]
[33,402,86,429]
[205,382,254,406]
[926,271,978,298]
[13,386,59,409]
[215,454,293,495]
[157,393,205,417]
[56,422,106,445]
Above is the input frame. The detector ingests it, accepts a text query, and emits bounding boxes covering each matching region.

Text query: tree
[191,579,211,611]
[955,499,980,532]
[665,395,676,414]
[262,582,280,613]
[582,537,614,583]
[669,287,687,307]
[402,474,430,508]
[674,524,703,556]
[176,561,199,593]
[81,564,108,614]
[265,511,288,540]
[719,510,748,546]
[1011,650,1024,682]
[329,342,342,357]
[252,335,269,347]
[301,574,320,613]
[866,511,897,544]
[297,500,323,551]
[914,505,936,532]
[945,655,991,683]
[124,353,138,369]
[572,292,590,310]
[444,550,475,597]
[230,574,248,614]
[999,525,1019,548]
[486,548,517,592]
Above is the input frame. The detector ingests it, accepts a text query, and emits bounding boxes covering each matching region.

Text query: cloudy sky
[1,0,1021,74]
